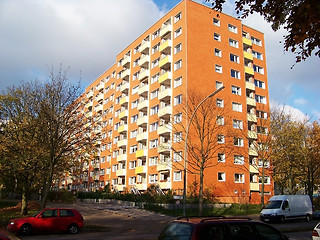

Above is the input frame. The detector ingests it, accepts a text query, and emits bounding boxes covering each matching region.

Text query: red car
[7,208,84,235]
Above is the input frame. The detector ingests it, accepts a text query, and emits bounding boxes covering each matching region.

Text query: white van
[260,195,312,222]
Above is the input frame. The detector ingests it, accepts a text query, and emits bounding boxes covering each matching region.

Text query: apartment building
[64,0,273,204]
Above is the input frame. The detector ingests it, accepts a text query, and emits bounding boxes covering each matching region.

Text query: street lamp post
[182,86,225,216]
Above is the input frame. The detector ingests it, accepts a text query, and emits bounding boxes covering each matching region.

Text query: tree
[206,0,320,63]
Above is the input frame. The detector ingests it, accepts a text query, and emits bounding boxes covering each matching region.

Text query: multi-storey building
[63,0,273,204]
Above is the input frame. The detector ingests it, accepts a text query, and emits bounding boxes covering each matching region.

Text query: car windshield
[264,200,283,209]
[158,222,193,240]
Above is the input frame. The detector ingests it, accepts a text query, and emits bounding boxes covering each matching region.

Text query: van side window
[282,200,289,209]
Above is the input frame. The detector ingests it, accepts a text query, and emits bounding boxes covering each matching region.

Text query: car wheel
[19,224,33,235]
[305,214,311,222]
[68,224,79,234]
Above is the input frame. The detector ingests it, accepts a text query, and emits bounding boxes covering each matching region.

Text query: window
[254,65,264,74]
[149,139,159,149]
[231,85,241,95]
[214,33,221,41]
[217,116,224,125]
[130,129,137,138]
[254,79,265,89]
[233,119,243,129]
[130,145,137,154]
[150,105,159,115]
[213,18,220,26]
[149,156,158,166]
[149,174,158,183]
[132,85,139,95]
[174,76,182,88]
[174,27,182,38]
[151,73,159,84]
[218,153,225,162]
[252,50,263,60]
[133,71,139,80]
[216,81,223,89]
[152,29,160,40]
[174,151,182,162]
[152,43,160,54]
[131,114,138,123]
[258,159,270,168]
[251,36,262,46]
[229,39,239,48]
[231,69,240,79]
[216,98,224,107]
[217,134,225,144]
[174,132,182,143]
[257,110,268,119]
[129,161,136,169]
[215,48,222,57]
[151,89,159,99]
[218,172,225,181]
[174,94,182,105]
[129,176,136,185]
[174,43,182,54]
[257,126,268,135]
[174,59,182,70]
[174,113,182,123]
[174,171,182,181]
[215,64,222,73]
[234,137,244,147]
[232,102,242,112]
[234,155,244,165]
[235,173,244,183]
[131,100,139,109]
[134,44,140,54]
[228,24,238,33]
[230,53,239,63]
[150,122,159,132]
[174,12,182,23]
[255,95,267,104]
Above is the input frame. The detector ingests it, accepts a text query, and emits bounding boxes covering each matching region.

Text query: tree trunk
[198,167,204,216]
[260,165,265,207]
[21,188,28,215]
[41,165,54,208]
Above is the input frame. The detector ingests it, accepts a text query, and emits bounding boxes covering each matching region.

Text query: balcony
[243,37,252,46]
[139,55,150,68]
[245,66,254,75]
[136,149,147,158]
[160,24,172,37]
[120,96,129,106]
[93,163,100,169]
[247,113,257,122]
[85,111,92,118]
[157,161,170,171]
[117,154,127,162]
[140,41,151,53]
[87,91,93,99]
[139,69,150,81]
[244,51,253,60]
[119,110,128,119]
[248,130,258,139]
[86,101,93,109]
[116,168,126,177]
[118,124,128,133]
[117,139,128,147]
[158,142,171,153]
[159,71,172,84]
[249,164,259,173]
[157,124,172,135]
[138,84,149,95]
[159,181,171,189]
[137,100,149,110]
[136,132,148,142]
[246,81,255,91]
[135,165,147,174]
[120,82,129,92]
[158,106,172,117]
[121,68,130,80]
[250,182,259,191]
[246,97,256,106]
[122,55,131,68]
[159,56,172,69]
[136,183,147,191]
[158,88,171,100]
[95,105,103,113]
[137,116,148,126]
[249,146,258,156]
[96,94,104,102]
[96,83,104,92]
[159,40,172,53]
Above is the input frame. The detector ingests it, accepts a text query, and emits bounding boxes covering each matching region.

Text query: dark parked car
[7,208,84,235]
[158,216,289,240]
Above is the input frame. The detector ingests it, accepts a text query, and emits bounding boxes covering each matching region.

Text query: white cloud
[294,98,307,106]
[271,101,309,123]
[0,0,163,91]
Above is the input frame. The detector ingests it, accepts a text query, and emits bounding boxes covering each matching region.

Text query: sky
[0,0,319,121]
